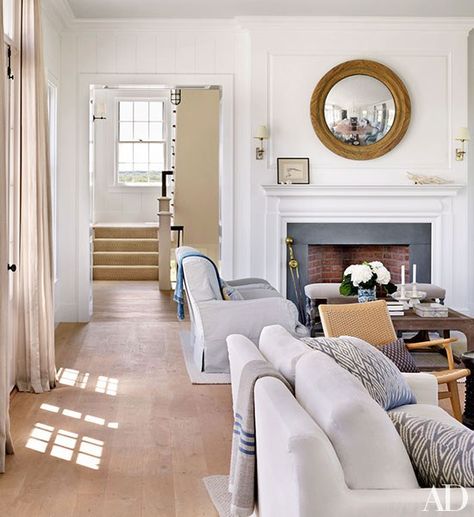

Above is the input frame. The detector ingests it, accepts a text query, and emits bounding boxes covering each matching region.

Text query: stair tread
[93,251,159,255]
[93,265,159,269]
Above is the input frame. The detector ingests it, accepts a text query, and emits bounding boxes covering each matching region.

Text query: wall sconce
[254,125,269,160]
[455,127,470,161]
[92,102,107,121]
[170,88,182,106]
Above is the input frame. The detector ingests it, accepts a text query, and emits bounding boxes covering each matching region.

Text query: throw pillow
[302,336,416,410]
[379,338,420,373]
[221,281,244,301]
[390,412,474,487]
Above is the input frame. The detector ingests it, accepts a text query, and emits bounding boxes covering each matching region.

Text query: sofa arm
[401,372,438,406]
[255,377,346,517]
[197,298,302,341]
[227,334,266,410]
[226,277,271,288]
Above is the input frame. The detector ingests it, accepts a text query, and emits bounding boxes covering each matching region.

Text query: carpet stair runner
[93,226,159,281]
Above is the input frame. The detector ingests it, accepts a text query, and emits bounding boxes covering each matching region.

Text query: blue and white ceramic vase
[358,286,376,303]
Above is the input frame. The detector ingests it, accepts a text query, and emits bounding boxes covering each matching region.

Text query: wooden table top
[391,308,474,322]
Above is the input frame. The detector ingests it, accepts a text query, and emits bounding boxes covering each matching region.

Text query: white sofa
[176,247,308,373]
[227,325,474,517]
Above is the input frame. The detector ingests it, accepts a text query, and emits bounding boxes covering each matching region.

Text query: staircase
[93,226,159,281]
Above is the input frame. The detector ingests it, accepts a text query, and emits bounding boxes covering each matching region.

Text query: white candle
[412,264,417,284]
[401,265,405,286]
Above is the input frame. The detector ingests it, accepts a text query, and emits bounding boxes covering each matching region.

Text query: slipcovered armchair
[176,246,308,373]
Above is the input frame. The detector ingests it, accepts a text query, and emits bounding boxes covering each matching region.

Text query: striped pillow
[390,412,474,487]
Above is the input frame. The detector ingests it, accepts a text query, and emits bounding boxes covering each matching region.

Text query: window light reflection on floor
[56,368,90,389]
[25,423,104,471]
[39,403,118,429]
[95,376,119,396]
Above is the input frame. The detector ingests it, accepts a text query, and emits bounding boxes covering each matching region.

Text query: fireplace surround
[286,222,431,307]
[261,184,466,312]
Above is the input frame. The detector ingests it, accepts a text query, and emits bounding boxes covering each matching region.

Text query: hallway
[0,282,232,516]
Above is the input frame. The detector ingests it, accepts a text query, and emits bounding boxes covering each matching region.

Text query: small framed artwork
[277,158,310,184]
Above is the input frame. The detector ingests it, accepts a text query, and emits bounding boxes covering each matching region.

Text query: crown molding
[42,0,75,31]
[67,17,238,32]
[236,16,474,35]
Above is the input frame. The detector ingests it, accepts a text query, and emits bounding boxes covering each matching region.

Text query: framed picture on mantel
[277,157,310,184]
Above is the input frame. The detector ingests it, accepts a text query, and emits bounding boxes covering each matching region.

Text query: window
[117,100,168,185]
[3,0,14,40]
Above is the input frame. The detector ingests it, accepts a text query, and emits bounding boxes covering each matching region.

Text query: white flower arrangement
[340,261,396,296]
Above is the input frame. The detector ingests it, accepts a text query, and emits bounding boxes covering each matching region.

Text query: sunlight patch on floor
[39,403,119,429]
[57,368,90,389]
[25,423,104,470]
[95,376,119,396]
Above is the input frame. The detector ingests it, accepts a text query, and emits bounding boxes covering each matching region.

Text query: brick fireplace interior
[307,244,410,284]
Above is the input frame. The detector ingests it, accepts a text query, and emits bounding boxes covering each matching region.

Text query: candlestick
[401,265,405,286]
[412,264,417,285]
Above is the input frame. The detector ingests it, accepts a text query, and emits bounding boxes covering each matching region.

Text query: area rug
[203,475,231,517]
[179,331,230,384]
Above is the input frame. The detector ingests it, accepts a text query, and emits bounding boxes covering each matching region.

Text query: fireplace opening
[308,244,410,285]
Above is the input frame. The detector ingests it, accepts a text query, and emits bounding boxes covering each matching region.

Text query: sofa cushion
[379,338,420,373]
[390,412,474,487]
[295,352,419,489]
[302,336,416,410]
[259,325,309,385]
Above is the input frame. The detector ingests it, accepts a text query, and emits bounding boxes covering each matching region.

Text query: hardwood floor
[1,281,232,517]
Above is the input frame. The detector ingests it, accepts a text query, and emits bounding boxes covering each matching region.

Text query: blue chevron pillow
[390,412,474,487]
[302,336,416,410]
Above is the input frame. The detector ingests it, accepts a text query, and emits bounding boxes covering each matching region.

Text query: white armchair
[177,247,307,373]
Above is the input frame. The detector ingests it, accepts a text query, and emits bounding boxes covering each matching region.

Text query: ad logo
[423,485,468,512]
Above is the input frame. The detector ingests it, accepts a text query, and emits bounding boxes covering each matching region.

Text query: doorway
[88,84,222,315]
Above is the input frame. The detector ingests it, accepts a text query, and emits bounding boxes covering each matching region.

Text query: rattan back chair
[318,300,469,421]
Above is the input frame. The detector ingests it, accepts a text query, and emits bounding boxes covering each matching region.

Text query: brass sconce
[455,127,470,161]
[254,125,269,160]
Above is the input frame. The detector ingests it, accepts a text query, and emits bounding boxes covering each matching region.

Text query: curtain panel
[15,0,55,393]
[0,2,14,473]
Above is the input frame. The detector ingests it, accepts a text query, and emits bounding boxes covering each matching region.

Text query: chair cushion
[379,338,420,373]
[295,352,419,489]
[302,335,416,410]
[390,412,474,487]
[221,280,244,301]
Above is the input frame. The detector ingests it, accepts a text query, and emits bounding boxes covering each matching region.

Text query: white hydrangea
[348,264,373,286]
[369,261,384,269]
[374,265,391,285]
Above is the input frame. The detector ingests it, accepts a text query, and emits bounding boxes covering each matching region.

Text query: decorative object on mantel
[455,127,470,161]
[406,172,453,185]
[310,59,411,160]
[277,158,310,184]
[286,236,306,322]
[340,261,397,303]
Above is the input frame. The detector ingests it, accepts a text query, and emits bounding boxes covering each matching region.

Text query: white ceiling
[65,0,474,19]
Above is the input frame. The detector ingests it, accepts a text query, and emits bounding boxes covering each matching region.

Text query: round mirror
[311,60,411,160]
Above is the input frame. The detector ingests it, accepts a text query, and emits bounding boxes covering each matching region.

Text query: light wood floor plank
[0,281,233,516]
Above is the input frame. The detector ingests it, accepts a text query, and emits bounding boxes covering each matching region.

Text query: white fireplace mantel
[261,183,467,311]
[261,184,465,198]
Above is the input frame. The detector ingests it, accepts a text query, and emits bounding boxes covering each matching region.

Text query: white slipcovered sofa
[176,247,308,373]
[227,325,474,517]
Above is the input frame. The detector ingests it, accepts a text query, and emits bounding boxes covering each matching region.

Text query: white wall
[52,15,474,320]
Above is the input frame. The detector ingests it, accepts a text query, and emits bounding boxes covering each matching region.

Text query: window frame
[114,96,171,187]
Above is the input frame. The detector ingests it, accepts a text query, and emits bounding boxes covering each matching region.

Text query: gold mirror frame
[310,60,411,160]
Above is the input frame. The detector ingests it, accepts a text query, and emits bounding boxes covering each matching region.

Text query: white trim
[261,184,466,197]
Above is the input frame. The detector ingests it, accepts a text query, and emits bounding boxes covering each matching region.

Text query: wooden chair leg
[447,380,463,422]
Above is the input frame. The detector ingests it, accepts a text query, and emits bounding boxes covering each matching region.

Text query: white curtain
[0,2,14,473]
[15,0,55,393]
